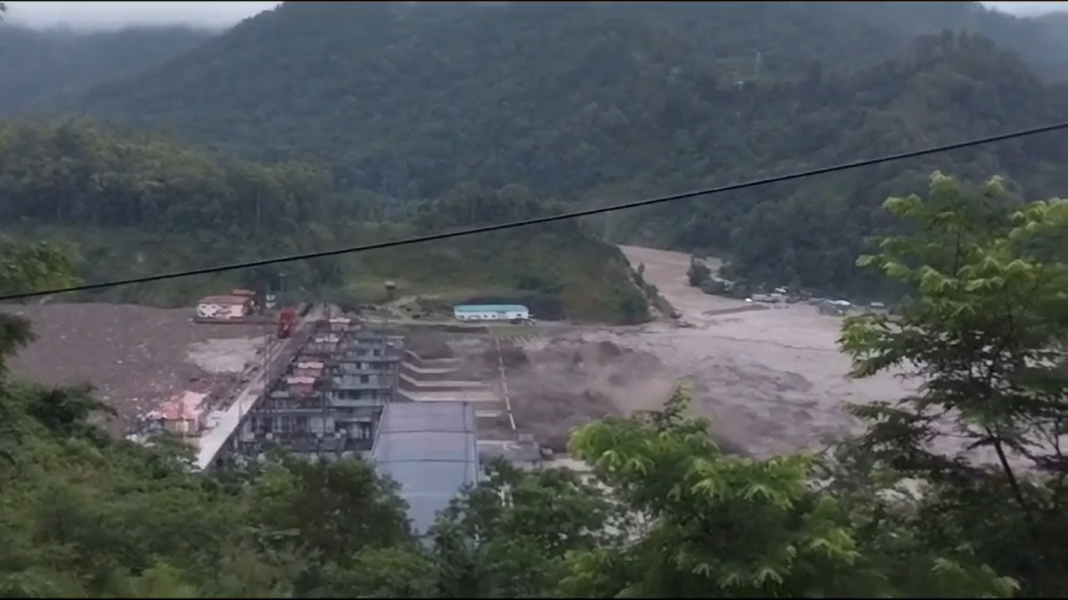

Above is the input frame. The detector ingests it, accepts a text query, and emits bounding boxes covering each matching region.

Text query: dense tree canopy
[836,173,1068,596]
[0,172,1063,597]
[0,120,335,235]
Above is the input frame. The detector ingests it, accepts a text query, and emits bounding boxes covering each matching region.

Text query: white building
[452,304,530,322]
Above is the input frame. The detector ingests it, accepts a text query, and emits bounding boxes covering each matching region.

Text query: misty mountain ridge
[3,1,1068,117]
[0,22,216,115]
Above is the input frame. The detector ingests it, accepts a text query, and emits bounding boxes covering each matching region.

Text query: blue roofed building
[370,401,480,537]
[452,303,530,322]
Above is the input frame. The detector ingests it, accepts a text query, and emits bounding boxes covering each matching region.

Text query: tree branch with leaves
[837,171,1067,596]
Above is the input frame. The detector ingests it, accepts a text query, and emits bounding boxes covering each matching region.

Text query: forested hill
[51,2,1068,192]
[849,4,1068,79]
[651,32,1068,297]
[43,1,1068,296]
[0,24,214,115]
[0,121,651,322]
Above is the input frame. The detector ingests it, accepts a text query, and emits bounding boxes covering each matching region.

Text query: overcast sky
[2,1,1065,31]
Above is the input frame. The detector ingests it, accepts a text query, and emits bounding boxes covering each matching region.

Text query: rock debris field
[3,303,268,433]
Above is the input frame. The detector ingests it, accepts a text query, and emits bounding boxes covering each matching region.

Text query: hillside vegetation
[0,174,1064,596]
[0,24,213,115]
[54,1,1068,297]
[0,121,649,322]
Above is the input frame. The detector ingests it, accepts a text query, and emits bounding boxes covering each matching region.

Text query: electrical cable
[1,120,1066,303]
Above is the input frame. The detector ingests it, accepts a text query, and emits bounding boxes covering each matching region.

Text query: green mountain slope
[0,121,650,322]
[41,1,1068,296]
[640,32,1068,297]
[0,24,214,115]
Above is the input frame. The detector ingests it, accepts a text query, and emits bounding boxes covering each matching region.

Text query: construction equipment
[277,308,297,338]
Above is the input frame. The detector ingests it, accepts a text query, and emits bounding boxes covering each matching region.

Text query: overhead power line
[1,120,1066,303]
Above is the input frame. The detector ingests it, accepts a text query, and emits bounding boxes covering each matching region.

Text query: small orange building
[147,391,208,437]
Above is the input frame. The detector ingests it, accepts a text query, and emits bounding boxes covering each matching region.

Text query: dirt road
[621,246,743,321]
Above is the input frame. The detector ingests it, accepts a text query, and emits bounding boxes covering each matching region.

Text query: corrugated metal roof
[453,304,529,313]
[198,294,249,305]
[371,401,479,536]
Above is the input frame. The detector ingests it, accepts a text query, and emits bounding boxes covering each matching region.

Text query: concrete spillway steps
[401,352,461,369]
[400,362,462,377]
[398,371,488,390]
[397,389,502,404]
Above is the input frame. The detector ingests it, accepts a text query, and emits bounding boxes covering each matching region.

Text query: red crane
[277,308,297,339]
